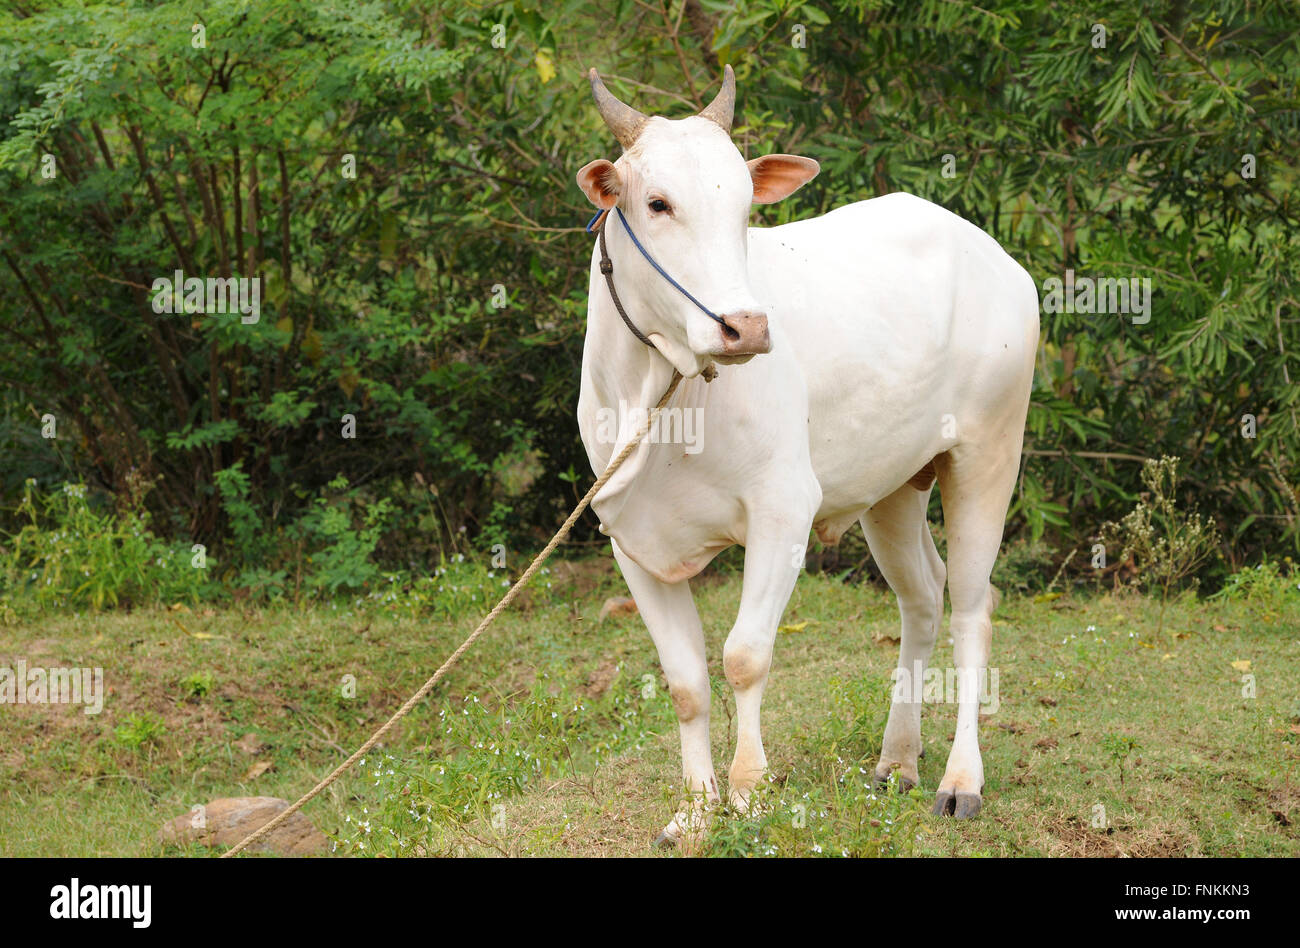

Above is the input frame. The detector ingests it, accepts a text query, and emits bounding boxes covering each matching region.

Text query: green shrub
[179,672,215,701]
[1,480,210,611]
[294,476,394,595]
[113,712,167,752]
[1210,558,1299,618]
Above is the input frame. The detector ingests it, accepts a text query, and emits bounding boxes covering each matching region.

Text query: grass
[1,556,1298,857]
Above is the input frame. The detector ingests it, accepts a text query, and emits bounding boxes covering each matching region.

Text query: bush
[112,712,166,752]
[1099,456,1220,633]
[0,480,210,611]
[1210,558,1299,619]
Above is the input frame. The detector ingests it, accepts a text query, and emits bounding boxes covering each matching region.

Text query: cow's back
[745,192,1039,515]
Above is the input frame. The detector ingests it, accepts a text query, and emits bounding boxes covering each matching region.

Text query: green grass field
[2,557,1297,857]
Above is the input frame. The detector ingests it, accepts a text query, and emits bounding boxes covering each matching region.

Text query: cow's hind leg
[612,541,718,848]
[860,484,945,791]
[930,442,1020,819]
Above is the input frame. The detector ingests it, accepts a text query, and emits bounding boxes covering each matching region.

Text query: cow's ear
[576,159,623,210]
[747,154,820,204]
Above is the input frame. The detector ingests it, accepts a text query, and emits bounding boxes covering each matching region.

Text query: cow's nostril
[717,310,771,356]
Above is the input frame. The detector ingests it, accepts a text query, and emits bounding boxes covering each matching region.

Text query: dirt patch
[1041,814,1188,857]
[0,638,60,661]
[549,558,620,599]
[581,658,620,699]
[1266,784,1300,828]
[499,659,538,695]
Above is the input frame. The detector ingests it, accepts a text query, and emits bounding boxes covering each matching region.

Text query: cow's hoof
[932,790,982,819]
[652,830,677,850]
[727,788,769,816]
[954,792,982,819]
[872,768,917,793]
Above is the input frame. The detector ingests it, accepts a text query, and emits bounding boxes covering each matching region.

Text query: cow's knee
[668,675,710,723]
[723,640,769,692]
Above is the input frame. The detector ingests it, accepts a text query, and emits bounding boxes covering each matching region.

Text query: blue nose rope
[587,207,733,338]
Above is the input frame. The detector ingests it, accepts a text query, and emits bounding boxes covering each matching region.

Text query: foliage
[1209,556,1299,617]
[294,475,394,594]
[0,479,210,609]
[362,558,557,619]
[179,671,214,700]
[1100,732,1141,788]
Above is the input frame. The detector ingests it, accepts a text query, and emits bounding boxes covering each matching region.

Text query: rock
[235,733,267,755]
[598,597,638,621]
[158,797,327,856]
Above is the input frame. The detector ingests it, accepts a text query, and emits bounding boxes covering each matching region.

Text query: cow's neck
[580,221,684,528]
[581,221,680,432]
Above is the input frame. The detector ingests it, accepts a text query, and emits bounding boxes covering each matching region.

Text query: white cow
[575,66,1039,847]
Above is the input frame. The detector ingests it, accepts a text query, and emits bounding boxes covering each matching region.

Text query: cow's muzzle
[717,310,771,356]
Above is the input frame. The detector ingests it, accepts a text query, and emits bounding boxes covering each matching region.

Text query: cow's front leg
[723,517,810,811]
[612,541,718,848]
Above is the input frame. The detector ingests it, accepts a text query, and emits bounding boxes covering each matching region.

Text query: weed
[1100,456,1219,636]
[179,672,214,700]
[113,712,166,752]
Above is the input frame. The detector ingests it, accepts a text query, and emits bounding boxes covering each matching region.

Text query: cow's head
[576,66,819,377]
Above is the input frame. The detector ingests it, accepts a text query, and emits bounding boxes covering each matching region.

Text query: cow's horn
[697,64,735,133]
[589,68,647,149]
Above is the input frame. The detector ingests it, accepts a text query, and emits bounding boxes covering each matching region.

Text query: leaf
[302,328,324,364]
[338,366,360,399]
[1230,660,1251,672]
[534,49,556,85]
[779,620,815,634]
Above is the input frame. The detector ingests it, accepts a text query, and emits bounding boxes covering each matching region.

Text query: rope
[598,215,656,348]
[221,370,684,857]
[610,207,731,333]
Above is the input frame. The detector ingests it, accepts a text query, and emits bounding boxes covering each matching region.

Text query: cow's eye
[648,198,671,214]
